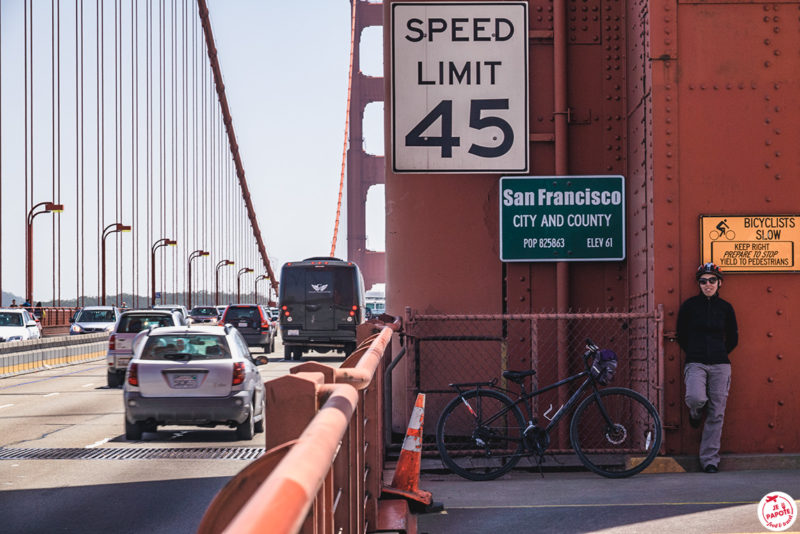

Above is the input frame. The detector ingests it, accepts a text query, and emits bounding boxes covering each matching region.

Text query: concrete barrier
[0,333,109,378]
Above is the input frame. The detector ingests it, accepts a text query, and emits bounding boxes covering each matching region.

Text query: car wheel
[107,370,123,388]
[270,336,276,353]
[236,403,255,440]
[125,418,143,440]
[284,346,292,361]
[254,413,264,434]
[292,348,303,361]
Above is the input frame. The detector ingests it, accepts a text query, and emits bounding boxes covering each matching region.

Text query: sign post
[500,176,626,262]
[700,215,799,272]
[390,2,529,173]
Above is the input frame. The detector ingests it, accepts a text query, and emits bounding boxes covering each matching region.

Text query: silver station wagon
[123,325,266,441]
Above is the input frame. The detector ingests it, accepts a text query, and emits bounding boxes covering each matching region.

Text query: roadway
[417,468,800,533]
[0,338,341,534]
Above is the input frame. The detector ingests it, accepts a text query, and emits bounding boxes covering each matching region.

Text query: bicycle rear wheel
[436,389,526,481]
[569,387,662,478]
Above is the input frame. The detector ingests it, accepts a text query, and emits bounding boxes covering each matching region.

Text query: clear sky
[0,0,385,302]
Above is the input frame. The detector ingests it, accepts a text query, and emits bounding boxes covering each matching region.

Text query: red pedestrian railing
[198,317,415,534]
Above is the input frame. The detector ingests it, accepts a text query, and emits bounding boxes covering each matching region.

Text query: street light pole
[151,238,177,307]
[101,223,131,305]
[254,274,269,305]
[237,267,254,304]
[26,202,65,303]
[215,259,234,305]
[187,250,209,310]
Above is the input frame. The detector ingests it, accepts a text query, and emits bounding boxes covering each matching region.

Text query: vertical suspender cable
[132,0,138,307]
[147,0,152,307]
[56,0,62,305]
[24,0,29,300]
[172,0,177,304]
[79,0,85,305]
[97,0,103,300]
[114,0,120,304]
[0,3,3,301]
[330,0,357,257]
[52,0,56,305]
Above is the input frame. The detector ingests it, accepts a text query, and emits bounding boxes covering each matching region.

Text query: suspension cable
[330,0,357,258]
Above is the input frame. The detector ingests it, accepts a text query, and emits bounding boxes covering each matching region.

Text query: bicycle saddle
[502,369,537,383]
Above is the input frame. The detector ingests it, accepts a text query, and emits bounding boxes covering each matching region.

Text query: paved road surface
[417,469,800,533]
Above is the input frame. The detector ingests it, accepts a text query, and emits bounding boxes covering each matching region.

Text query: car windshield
[225,307,259,321]
[117,314,174,333]
[191,307,217,316]
[0,313,23,326]
[78,310,116,322]
[140,334,231,361]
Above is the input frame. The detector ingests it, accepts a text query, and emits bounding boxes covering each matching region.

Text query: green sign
[500,176,626,262]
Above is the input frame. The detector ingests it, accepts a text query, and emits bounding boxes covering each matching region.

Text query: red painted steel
[383,0,800,456]
[346,0,386,290]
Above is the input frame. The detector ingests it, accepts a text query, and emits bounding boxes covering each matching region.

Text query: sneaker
[703,464,719,473]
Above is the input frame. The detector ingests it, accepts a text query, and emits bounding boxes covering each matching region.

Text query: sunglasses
[698,278,718,285]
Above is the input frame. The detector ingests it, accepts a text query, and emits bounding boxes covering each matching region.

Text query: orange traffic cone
[383,393,433,507]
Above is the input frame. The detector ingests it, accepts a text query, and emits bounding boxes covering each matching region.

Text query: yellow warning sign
[701,215,799,273]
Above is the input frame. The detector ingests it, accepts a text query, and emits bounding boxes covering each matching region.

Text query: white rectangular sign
[391,2,529,173]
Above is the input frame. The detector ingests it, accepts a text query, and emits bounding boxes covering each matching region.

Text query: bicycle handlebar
[584,338,600,359]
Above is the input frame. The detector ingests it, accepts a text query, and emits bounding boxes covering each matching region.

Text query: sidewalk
[415,467,800,533]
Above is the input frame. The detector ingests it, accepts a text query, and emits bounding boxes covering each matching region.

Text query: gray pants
[684,362,731,468]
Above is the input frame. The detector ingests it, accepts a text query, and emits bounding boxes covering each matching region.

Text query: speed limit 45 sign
[391,2,529,173]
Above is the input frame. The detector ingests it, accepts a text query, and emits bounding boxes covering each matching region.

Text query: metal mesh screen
[404,310,663,454]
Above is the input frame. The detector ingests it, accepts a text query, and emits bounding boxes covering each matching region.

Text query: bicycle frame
[451,358,607,449]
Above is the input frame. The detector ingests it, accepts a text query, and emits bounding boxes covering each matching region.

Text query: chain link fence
[403,308,663,455]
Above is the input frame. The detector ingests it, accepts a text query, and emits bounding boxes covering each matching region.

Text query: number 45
[405,99,514,158]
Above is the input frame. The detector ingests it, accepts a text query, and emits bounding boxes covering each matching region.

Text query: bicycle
[435,339,662,480]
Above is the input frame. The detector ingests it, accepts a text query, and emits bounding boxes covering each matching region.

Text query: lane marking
[43,392,60,397]
[0,404,14,409]
[0,363,106,390]
[85,438,111,449]
[81,383,94,388]
[447,501,758,510]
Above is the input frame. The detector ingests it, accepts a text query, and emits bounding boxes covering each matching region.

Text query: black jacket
[676,293,738,365]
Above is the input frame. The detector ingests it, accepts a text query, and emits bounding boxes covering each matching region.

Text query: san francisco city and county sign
[390,2,529,173]
[700,215,800,273]
[500,176,626,262]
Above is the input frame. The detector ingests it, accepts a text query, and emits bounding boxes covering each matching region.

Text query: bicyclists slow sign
[700,215,800,273]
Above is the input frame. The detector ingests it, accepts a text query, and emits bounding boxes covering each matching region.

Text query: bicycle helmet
[696,262,723,280]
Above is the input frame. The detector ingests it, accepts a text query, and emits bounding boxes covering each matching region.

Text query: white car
[70,306,120,335]
[123,325,266,440]
[0,308,42,342]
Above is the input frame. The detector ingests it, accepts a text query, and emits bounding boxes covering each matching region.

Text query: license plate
[170,375,199,389]
[238,322,248,328]
[287,329,299,336]
[117,357,131,367]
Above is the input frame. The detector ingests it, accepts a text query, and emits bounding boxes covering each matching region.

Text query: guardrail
[0,333,109,378]
[198,318,415,534]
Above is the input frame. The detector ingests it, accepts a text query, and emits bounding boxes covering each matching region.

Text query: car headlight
[7,335,22,341]
[70,324,83,334]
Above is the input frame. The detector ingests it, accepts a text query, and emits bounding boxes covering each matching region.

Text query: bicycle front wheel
[436,389,526,481]
[570,387,662,478]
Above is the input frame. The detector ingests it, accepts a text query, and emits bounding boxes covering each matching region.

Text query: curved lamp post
[151,238,177,306]
[26,202,64,303]
[254,274,269,305]
[237,267,254,304]
[101,223,131,305]
[215,259,234,305]
[187,250,210,310]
